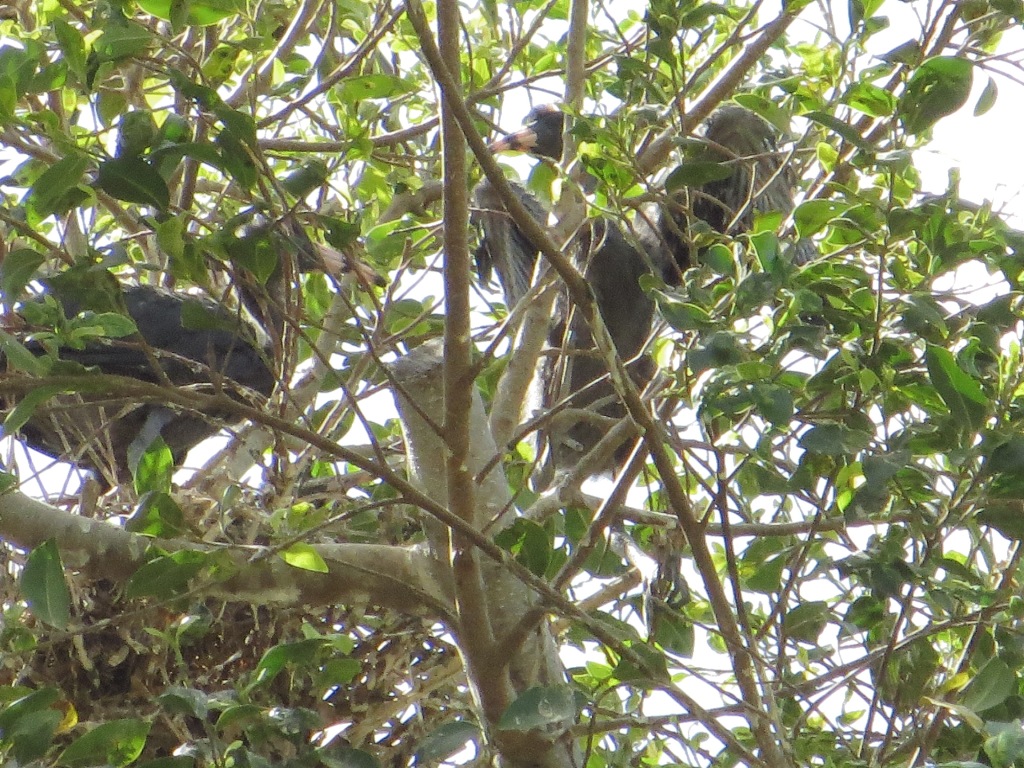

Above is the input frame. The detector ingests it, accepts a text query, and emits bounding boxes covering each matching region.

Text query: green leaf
[136,0,242,24]
[961,658,1014,713]
[793,199,850,237]
[336,74,412,102]
[651,609,695,657]
[116,110,158,157]
[96,157,170,210]
[157,113,192,144]
[59,718,150,768]
[656,294,713,332]
[0,470,16,494]
[364,219,408,262]
[214,703,261,731]
[213,104,256,146]
[251,639,330,687]
[751,383,794,425]
[25,152,91,222]
[977,503,1024,540]
[216,132,257,188]
[925,344,989,431]
[974,76,998,116]
[79,311,138,338]
[783,600,830,644]
[148,141,225,174]
[0,330,51,377]
[93,19,153,62]
[413,721,482,763]
[842,595,886,633]
[2,385,63,435]
[0,248,44,301]
[53,19,87,86]
[495,518,554,577]
[688,331,746,373]
[985,721,1024,767]
[5,708,61,763]
[125,550,209,599]
[664,160,732,192]
[798,424,871,456]
[862,451,909,485]
[803,111,874,150]
[280,543,329,573]
[21,540,70,629]
[282,160,330,198]
[844,81,897,117]
[156,686,209,719]
[498,685,577,731]
[747,554,787,593]
[900,56,974,134]
[126,491,186,537]
[317,746,379,768]
[133,436,174,495]
[0,687,60,733]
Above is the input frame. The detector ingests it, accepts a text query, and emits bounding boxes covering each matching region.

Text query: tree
[1,0,1023,765]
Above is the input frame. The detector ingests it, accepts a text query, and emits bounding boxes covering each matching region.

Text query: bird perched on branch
[656,104,815,269]
[0,213,381,489]
[473,106,672,479]
[473,103,812,479]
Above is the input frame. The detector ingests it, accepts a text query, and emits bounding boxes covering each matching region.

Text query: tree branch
[0,488,454,618]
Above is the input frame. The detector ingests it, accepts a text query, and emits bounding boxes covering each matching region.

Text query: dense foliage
[1,0,1024,765]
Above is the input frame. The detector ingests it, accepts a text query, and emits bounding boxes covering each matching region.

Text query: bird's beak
[488,127,539,154]
[314,243,386,290]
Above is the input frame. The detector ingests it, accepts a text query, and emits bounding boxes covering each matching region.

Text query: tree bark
[390,339,578,767]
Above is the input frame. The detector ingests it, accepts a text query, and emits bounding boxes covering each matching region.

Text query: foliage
[0,0,1022,765]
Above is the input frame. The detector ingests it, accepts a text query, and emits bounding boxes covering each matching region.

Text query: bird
[473,103,812,478]
[490,103,813,272]
[0,213,379,489]
[657,104,815,269]
[486,103,566,160]
[473,106,672,478]
[472,177,549,311]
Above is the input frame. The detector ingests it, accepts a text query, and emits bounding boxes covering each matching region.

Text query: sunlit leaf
[136,0,242,25]
[280,543,329,573]
[900,56,973,134]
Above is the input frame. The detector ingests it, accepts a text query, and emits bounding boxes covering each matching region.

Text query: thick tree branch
[0,489,454,617]
[390,339,576,768]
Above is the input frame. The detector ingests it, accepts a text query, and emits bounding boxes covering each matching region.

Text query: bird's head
[488,104,564,160]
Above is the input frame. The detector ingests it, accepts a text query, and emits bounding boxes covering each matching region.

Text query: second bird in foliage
[0,213,381,489]
[472,102,811,479]
[473,105,671,479]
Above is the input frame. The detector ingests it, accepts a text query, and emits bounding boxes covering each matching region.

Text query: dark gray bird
[490,103,813,270]
[487,103,566,160]
[658,104,815,268]
[473,107,670,477]
[472,178,549,311]
[473,104,812,478]
[0,214,379,488]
